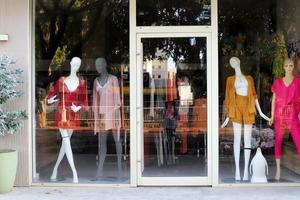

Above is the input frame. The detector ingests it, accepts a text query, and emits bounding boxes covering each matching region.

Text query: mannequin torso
[234,75,248,96]
[97,71,109,87]
[64,76,79,93]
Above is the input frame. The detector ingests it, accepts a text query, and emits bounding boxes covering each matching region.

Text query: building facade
[0,0,300,187]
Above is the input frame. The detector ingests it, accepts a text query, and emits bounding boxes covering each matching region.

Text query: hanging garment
[163,101,178,130]
[271,77,300,159]
[154,78,166,108]
[46,77,88,130]
[179,108,189,154]
[149,78,156,118]
[93,75,121,132]
[166,73,177,102]
[193,98,207,130]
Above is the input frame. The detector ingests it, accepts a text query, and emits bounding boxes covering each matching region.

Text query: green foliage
[48,46,68,74]
[0,55,27,136]
[255,32,287,78]
[272,32,288,78]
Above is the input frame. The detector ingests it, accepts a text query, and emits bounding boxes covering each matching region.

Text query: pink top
[92,75,121,132]
[271,77,300,122]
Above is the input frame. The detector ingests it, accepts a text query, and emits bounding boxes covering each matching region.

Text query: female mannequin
[269,58,300,180]
[221,57,270,181]
[47,57,88,183]
[92,57,123,180]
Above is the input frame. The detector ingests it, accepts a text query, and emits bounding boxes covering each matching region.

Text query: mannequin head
[95,57,107,74]
[283,58,294,76]
[229,57,241,69]
[70,57,81,72]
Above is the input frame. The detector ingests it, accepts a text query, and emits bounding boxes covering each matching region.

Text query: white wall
[0,0,31,186]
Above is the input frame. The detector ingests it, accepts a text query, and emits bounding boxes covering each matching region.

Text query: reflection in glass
[141,37,207,177]
[35,0,130,184]
[137,0,211,26]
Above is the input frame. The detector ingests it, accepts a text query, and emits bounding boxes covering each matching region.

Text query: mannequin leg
[50,129,74,181]
[243,124,252,181]
[50,137,66,180]
[275,159,281,181]
[94,131,108,179]
[51,129,78,183]
[274,123,284,180]
[63,129,78,183]
[112,130,123,179]
[233,122,242,181]
[290,122,300,158]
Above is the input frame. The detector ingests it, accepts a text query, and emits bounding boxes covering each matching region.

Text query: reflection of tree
[218,0,296,99]
[137,0,211,26]
[142,37,207,98]
[142,38,206,64]
[35,0,129,64]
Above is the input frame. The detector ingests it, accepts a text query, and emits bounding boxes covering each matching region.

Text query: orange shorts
[230,95,255,124]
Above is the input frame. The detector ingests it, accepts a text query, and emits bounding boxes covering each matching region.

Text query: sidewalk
[0,187,300,200]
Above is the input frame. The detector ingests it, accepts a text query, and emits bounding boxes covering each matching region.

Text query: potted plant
[0,55,27,194]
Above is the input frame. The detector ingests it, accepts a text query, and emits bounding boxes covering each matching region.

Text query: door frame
[129,0,219,187]
[135,32,212,186]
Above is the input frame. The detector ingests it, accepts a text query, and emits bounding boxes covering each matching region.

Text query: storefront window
[219,0,300,184]
[137,0,211,26]
[34,0,130,184]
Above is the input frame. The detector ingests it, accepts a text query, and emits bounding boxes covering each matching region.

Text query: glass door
[136,33,212,185]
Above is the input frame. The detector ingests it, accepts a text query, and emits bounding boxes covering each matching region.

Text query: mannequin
[249,148,268,183]
[269,58,300,180]
[47,57,88,183]
[221,57,270,181]
[92,57,123,180]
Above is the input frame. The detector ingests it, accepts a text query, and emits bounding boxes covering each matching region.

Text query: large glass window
[219,0,300,184]
[34,0,130,184]
[137,0,211,26]
[140,37,208,177]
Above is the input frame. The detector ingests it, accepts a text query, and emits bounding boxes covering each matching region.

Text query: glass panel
[141,37,207,177]
[35,0,130,184]
[137,0,211,26]
[219,0,300,184]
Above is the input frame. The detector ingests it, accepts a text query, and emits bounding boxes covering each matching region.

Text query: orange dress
[47,77,88,130]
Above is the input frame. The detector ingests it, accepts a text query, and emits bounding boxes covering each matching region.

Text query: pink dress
[92,75,121,133]
[271,77,300,159]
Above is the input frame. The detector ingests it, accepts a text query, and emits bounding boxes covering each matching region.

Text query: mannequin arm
[47,95,58,104]
[269,94,275,126]
[71,103,82,113]
[221,117,230,128]
[255,99,271,121]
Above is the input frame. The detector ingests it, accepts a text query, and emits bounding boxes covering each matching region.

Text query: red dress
[47,77,88,130]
